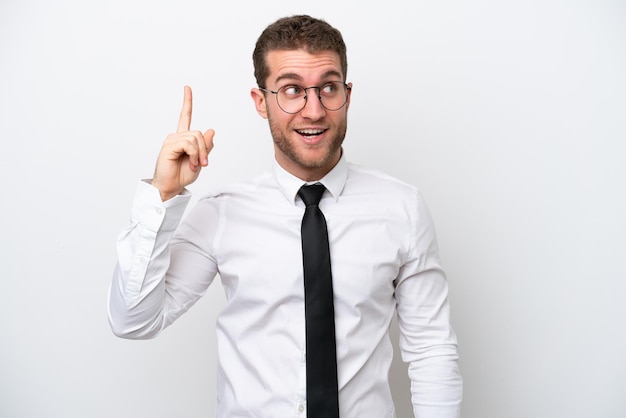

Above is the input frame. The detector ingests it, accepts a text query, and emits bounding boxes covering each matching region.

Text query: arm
[108,86,217,339]
[394,191,463,417]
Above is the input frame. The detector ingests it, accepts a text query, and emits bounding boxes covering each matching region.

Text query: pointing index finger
[177,85,192,133]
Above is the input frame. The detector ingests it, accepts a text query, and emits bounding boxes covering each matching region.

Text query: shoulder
[345,162,420,200]
[194,170,283,210]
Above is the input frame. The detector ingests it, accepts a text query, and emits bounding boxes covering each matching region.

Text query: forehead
[265,49,343,86]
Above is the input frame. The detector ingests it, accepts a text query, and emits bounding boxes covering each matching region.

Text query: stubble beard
[268,115,348,171]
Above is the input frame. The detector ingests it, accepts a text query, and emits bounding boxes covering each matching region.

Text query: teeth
[298,129,324,135]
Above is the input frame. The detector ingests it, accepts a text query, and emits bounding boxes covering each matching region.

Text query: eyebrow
[274,70,343,86]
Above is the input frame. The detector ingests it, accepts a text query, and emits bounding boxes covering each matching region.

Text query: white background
[1,0,625,417]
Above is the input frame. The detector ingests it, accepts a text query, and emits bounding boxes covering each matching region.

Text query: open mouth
[296,128,327,138]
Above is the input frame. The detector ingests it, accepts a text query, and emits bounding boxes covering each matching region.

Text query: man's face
[251,49,352,181]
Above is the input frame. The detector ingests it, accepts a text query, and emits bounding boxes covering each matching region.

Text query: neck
[275,149,342,182]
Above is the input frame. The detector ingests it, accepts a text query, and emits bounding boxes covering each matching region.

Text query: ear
[344,82,353,110]
[250,88,268,119]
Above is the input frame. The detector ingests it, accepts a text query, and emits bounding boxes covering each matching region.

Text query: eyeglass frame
[258,81,352,114]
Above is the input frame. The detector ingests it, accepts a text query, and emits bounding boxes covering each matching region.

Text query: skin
[152,48,351,201]
[250,49,352,182]
[152,86,215,201]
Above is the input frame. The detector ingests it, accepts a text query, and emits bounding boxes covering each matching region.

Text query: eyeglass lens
[276,82,348,114]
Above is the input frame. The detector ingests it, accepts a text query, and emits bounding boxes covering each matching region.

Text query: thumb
[203,129,215,153]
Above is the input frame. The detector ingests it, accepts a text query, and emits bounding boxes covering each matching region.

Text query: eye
[281,85,304,97]
[320,82,338,96]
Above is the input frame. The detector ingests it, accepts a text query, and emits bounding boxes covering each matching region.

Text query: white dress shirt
[108,154,462,418]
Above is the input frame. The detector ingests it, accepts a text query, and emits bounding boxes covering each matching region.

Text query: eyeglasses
[260,81,351,114]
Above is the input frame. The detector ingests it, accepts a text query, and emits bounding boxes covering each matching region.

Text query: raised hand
[152,86,215,201]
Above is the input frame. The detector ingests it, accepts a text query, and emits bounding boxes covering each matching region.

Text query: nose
[299,88,326,120]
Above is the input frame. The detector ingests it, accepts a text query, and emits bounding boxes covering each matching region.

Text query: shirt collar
[272,152,348,205]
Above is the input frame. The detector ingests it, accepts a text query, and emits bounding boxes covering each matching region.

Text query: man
[109,15,462,418]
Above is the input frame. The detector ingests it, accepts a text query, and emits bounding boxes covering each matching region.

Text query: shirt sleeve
[107,180,219,339]
[394,190,463,417]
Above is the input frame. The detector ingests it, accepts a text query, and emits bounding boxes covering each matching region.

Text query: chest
[212,199,411,306]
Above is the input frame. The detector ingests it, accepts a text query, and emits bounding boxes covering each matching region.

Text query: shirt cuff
[131,180,191,232]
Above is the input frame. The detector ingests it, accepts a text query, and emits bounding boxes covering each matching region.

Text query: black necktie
[298,184,340,418]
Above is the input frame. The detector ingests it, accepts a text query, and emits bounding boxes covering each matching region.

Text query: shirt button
[155,208,163,215]
[298,404,305,413]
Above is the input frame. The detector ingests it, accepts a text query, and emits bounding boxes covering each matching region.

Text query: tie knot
[298,184,326,207]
